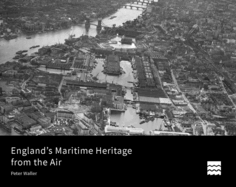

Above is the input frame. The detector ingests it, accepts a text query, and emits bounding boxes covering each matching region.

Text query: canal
[0,1,163,135]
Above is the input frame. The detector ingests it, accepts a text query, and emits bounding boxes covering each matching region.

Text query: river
[0,1,162,135]
[0,4,145,64]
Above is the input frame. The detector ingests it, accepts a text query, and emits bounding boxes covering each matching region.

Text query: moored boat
[109,16,117,20]
[30,45,40,49]
[16,50,27,54]
[13,56,20,59]
[140,120,145,124]
[16,50,23,54]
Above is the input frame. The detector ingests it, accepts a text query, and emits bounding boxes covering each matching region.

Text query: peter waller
[11,171,37,176]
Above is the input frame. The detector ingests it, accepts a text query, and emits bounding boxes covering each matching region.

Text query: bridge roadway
[123,4,146,10]
[132,0,154,3]
[133,0,152,5]
[90,23,109,28]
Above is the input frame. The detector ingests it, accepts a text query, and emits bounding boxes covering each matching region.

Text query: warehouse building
[138,96,160,104]
[104,55,121,75]
[66,80,107,89]
[57,110,75,119]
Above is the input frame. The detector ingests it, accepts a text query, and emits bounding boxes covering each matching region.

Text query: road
[171,69,196,113]
[170,68,208,135]
[58,76,64,95]
[21,74,33,89]
[218,77,236,108]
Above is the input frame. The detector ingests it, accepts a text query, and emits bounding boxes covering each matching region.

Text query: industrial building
[135,56,156,88]
[57,110,75,119]
[92,48,113,57]
[159,98,172,105]
[136,88,167,98]
[138,96,160,104]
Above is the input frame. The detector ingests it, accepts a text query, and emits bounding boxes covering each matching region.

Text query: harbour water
[0,1,163,134]
[110,107,165,133]
[92,59,165,132]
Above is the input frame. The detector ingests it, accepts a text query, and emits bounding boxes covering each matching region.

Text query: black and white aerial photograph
[1,0,236,136]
